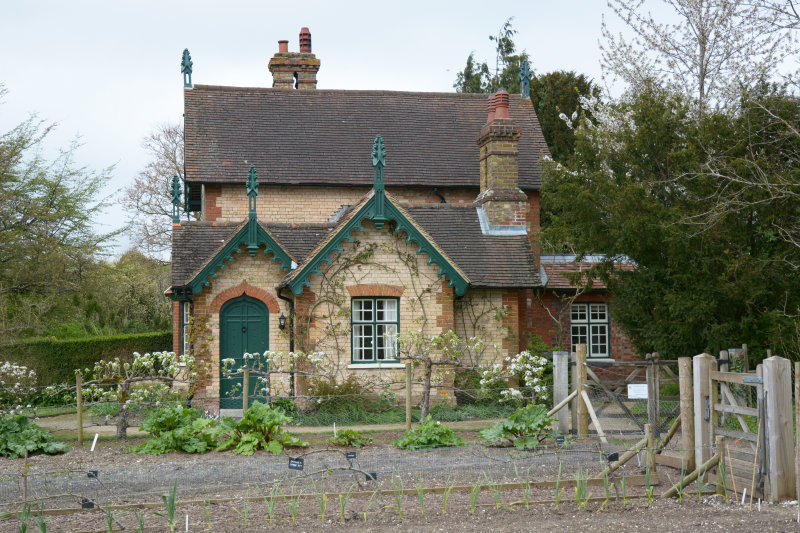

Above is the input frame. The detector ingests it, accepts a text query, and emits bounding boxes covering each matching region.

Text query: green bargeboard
[219,296,268,409]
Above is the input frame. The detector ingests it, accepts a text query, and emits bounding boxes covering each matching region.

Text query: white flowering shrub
[0,362,37,414]
[79,350,205,438]
[220,350,328,400]
[480,345,550,405]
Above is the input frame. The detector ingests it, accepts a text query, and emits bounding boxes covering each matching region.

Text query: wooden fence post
[646,352,661,439]
[645,423,656,473]
[552,351,570,434]
[405,364,413,432]
[76,372,83,447]
[242,367,249,412]
[678,357,695,472]
[576,344,588,437]
[693,353,715,467]
[795,362,800,503]
[763,356,795,502]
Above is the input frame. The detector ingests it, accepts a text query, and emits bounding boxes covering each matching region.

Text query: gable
[282,192,470,297]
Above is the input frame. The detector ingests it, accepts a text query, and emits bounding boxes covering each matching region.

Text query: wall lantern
[279,313,286,330]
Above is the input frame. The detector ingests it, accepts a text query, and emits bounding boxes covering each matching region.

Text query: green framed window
[182,302,192,355]
[351,298,398,362]
[571,303,609,358]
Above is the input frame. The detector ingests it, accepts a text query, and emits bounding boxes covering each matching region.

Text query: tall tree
[601,0,798,112]
[122,122,184,259]
[0,84,116,338]
[453,18,530,94]
[542,83,800,359]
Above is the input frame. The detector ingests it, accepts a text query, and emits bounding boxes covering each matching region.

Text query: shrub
[136,407,218,455]
[0,415,68,458]
[0,362,37,414]
[213,403,308,456]
[480,404,554,449]
[393,415,464,450]
[327,429,373,448]
[0,331,172,385]
[272,397,298,418]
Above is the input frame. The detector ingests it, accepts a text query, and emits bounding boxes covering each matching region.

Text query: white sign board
[627,384,648,399]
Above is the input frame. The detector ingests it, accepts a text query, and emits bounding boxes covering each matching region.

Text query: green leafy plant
[16,503,31,533]
[283,486,305,525]
[339,483,355,523]
[574,468,590,510]
[479,404,554,449]
[136,406,217,455]
[393,415,463,450]
[32,505,47,533]
[470,480,482,515]
[718,461,729,503]
[514,463,532,509]
[385,473,404,518]
[620,471,627,507]
[259,481,282,526]
[103,500,125,533]
[312,480,328,523]
[600,468,613,510]
[327,429,373,448]
[483,472,509,510]
[645,463,654,507]
[232,491,250,525]
[0,416,68,459]
[443,475,456,515]
[212,403,307,455]
[133,510,146,533]
[154,481,178,531]
[413,474,425,516]
[363,489,380,522]
[555,461,564,508]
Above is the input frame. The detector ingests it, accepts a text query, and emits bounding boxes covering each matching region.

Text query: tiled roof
[171,223,239,287]
[407,205,540,288]
[171,205,541,290]
[539,255,635,290]
[171,221,332,286]
[184,87,549,190]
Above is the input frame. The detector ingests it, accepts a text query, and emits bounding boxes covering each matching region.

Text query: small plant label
[87,470,98,479]
[366,472,378,481]
[288,457,304,471]
[346,451,357,459]
[81,498,94,509]
[555,435,566,445]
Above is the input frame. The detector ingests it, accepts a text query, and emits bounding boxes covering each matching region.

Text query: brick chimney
[268,27,320,89]
[476,90,527,230]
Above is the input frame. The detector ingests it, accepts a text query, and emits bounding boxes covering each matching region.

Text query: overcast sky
[0,1,651,254]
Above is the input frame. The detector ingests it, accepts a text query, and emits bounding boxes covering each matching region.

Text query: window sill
[348,362,406,369]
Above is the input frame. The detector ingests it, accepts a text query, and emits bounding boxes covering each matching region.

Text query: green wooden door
[220,296,268,410]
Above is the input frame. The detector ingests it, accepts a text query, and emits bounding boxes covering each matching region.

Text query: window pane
[591,324,608,357]
[571,304,587,322]
[376,299,397,322]
[353,324,374,361]
[376,324,397,360]
[590,303,607,321]
[571,324,587,352]
[352,299,373,322]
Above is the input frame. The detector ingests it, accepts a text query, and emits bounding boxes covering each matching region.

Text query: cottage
[167,28,636,413]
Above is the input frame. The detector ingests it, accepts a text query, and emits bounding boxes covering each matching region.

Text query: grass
[292,401,514,427]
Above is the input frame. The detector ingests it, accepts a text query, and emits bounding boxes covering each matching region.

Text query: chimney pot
[487,95,497,123]
[299,27,312,53]
[278,40,289,53]
[494,90,510,119]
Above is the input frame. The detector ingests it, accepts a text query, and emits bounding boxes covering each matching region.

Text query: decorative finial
[371,136,387,229]
[372,135,386,169]
[171,174,182,224]
[246,165,259,255]
[181,49,193,88]
[519,59,531,99]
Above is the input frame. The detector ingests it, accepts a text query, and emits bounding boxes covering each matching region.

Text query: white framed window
[182,302,191,355]
[352,298,398,362]
[571,303,609,358]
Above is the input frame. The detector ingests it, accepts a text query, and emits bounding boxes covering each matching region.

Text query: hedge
[0,331,172,385]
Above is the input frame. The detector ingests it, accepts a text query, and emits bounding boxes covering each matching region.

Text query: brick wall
[531,291,639,362]
[454,289,519,367]
[204,185,482,223]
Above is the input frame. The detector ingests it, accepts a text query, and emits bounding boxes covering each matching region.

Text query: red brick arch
[209,281,281,314]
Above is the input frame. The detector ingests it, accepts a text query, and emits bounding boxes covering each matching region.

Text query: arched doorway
[219,295,268,411]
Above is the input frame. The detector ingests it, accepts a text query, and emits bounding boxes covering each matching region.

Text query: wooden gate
[710,363,767,500]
